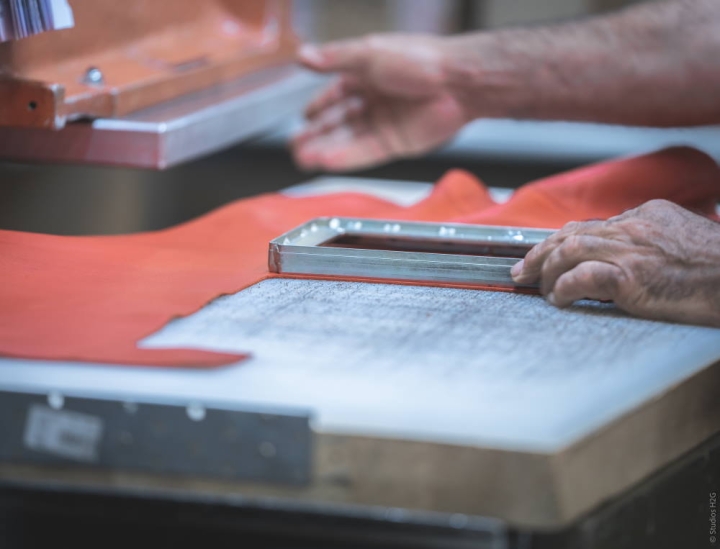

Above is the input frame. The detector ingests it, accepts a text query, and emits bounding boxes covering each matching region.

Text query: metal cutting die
[269,217,555,288]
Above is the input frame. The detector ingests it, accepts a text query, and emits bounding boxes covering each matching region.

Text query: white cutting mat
[1,260,718,452]
[135,278,720,452]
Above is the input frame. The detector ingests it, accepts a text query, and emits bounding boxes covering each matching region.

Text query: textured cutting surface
[138,278,720,450]
[1,277,719,451]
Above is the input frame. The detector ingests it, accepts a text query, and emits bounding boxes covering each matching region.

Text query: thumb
[298,39,371,73]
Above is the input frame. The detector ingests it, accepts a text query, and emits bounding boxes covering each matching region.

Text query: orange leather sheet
[1,146,718,368]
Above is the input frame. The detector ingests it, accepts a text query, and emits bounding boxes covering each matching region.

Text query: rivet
[47,392,64,410]
[258,441,277,458]
[83,67,105,86]
[122,402,138,415]
[186,403,206,422]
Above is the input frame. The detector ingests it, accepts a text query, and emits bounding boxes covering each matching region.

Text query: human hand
[292,34,469,172]
[511,200,720,327]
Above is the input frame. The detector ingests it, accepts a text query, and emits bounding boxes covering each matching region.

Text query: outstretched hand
[292,34,469,172]
[512,200,720,327]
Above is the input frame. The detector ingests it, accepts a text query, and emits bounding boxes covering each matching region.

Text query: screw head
[258,441,277,458]
[83,67,104,86]
[186,403,206,422]
[47,392,64,410]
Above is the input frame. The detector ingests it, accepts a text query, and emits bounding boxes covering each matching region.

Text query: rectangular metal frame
[269,217,554,288]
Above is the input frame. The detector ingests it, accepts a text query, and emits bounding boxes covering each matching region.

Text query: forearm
[442,0,720,127]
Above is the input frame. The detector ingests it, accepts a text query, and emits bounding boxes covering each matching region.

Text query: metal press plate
[0,67,324,169]
[269,217,554,287]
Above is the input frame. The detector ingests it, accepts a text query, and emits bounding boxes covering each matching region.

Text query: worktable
[0,177,719,549]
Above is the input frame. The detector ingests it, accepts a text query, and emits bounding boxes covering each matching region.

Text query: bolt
[122,401,138,415]
[186,403,206,422]
[258,441,277,458]
[47,392,64,410]
[83,67,104,86]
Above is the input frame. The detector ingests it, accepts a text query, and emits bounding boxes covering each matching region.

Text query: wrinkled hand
[511,200,720,327]
[292,34,468,172]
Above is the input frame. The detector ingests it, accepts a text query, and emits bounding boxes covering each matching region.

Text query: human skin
[292,0,720,326]
[293,0,720,172]
[511,200,720,327]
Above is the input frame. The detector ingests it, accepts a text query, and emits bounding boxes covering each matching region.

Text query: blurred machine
[0,0,322,168]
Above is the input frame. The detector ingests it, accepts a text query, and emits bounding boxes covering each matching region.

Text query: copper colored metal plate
[0,0,298,129]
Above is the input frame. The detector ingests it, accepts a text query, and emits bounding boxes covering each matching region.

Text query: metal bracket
[0,391,312,486]
[269,217,554,288]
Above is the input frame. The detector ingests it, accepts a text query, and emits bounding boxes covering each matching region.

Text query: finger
[291,97,367,149]
[511,220,606,284]
[305,76,362,120]
[539,235,627,296]
[293,127,385,172]
[549,261,625,308]
[293,96,366,145]
[292,124,390,172]
[298,40,371,73]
